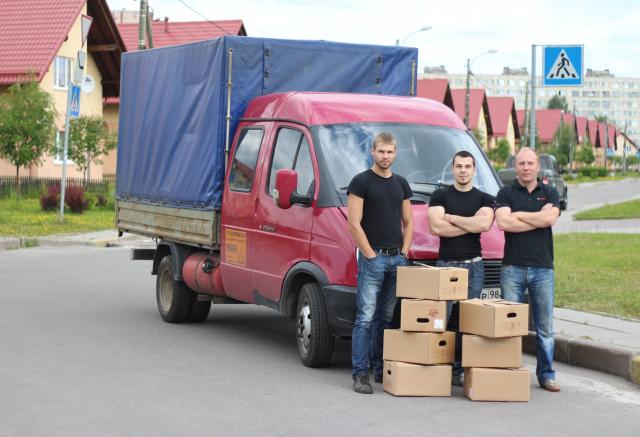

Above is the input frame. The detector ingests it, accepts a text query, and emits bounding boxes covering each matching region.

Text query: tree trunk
[15,166,20,200]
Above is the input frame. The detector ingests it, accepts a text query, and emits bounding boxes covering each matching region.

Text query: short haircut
[515,147,539,163]
[373,132,397,150]
[452,150,475,167]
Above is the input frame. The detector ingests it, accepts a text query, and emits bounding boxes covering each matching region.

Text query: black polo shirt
[495,179,559,269]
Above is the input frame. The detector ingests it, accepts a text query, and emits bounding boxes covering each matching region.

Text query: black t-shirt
[495,179,560,269]
[347,169,412,249]
[429,185,495,260]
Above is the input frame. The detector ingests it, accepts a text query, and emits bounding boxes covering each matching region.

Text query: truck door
[220,127,265,302]
[252,125,317,304]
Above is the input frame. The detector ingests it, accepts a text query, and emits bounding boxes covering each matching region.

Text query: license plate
[480,287,501,300]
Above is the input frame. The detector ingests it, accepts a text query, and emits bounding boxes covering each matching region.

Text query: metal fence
[0,176,110,198]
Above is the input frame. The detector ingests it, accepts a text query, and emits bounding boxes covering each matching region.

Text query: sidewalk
[0,229,639,384]
[523,308,640,384]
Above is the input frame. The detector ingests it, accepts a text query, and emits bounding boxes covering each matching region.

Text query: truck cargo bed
[116,200,219,248]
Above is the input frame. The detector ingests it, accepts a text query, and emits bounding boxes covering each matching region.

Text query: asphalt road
[1,246,639,436]
[555,178,640,233]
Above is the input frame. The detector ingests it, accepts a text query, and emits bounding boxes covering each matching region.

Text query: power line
[177,0,231,35]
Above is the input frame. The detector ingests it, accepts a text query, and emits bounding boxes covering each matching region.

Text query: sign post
[59,16,92,222]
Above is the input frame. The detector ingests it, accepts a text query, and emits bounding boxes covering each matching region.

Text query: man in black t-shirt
[347,132,413,394]
[495,147,561,393]
[428,150,495,385]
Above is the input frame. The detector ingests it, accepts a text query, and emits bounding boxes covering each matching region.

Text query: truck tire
[296,282,334,367]
[156,255,192,323]
[187,295,211,323]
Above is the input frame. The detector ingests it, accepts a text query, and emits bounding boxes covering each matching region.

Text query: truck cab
[208,92,504,365]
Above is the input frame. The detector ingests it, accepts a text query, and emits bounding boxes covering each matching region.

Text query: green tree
[594,114,609,123]
[548,123,574,166]
[575,144,595,166]
[0,79,56,198]
[471,128,485,148]
[68,116,117,182]
[547,94,569,111]
[488,138,511,165]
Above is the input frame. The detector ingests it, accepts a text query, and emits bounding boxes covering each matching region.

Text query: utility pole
[530,44,537,150]
[522,81,529,148]
[138,0,154,49]
[569,101,576,172]
[623,121,628,173]
[464,58,471,128]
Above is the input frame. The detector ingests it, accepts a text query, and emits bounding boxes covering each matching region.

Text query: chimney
[164,16,168,32]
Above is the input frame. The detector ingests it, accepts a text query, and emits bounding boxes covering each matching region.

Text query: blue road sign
[543,45,583,86]
[69,85,81,118]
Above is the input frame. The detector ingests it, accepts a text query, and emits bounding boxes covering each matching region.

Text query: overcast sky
[107,0,640,78]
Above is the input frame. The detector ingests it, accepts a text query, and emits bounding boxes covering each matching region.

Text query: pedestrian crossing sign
[543,45,583,86]
[70,85,81,118]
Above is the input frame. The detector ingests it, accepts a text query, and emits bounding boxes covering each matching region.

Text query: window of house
[228,128,264,192]
[268,128,314,197]
[53,57,71,90]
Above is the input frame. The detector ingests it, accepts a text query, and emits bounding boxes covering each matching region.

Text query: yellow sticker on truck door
[225,229,247,266]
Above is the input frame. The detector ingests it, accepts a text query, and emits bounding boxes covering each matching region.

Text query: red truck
[116,37,504,367]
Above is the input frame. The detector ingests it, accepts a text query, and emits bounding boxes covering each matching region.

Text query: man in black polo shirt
[347,132,413,394]
[495,147,561,393]
[428,150,495,385]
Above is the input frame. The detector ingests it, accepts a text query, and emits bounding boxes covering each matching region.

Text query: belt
[375,247,401,256]
[455,256,483,264]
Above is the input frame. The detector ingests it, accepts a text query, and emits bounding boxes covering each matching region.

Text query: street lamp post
[396,26,432,45]
[464,49,497,129]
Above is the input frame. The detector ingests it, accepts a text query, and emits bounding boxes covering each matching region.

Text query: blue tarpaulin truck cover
[116,36,418,210]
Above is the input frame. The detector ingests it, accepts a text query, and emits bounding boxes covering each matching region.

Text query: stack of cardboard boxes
[460,298,530,402]
[382,265,469,397]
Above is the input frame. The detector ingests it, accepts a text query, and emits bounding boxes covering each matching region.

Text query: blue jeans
[437,259,484,377]
[501,264,555,385]
[352,252,407,379]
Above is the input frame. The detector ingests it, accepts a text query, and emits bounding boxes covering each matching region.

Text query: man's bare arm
[401,199,414,254]
[447,207,495,233]
[495,207,537,233]
[428,205,467,237]
[347,194,377,258]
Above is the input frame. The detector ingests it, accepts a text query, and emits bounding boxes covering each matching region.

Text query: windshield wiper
[413,181,450,188]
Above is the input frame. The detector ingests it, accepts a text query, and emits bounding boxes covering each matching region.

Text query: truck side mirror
[274,169,297,209]
[274,169,312,209]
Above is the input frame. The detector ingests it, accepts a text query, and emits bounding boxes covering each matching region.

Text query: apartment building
[423,66,640,145]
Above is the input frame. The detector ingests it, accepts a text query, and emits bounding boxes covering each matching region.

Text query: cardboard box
[396,265,468,300]
[460,299,529,338]
[400,299,447,332]
[383,329,455,364]
[384,361,452,397]
[463,367,530,402]
[462,335,522,368]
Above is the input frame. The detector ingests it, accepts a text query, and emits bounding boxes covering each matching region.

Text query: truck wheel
[156,255,192,323]
[187,295,211,322]
[296,282,334,367]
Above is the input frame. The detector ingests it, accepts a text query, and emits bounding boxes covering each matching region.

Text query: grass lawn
[574,199,640,220]
[565,173,640,185]
[0,197,115,237]
[555,233,640,320]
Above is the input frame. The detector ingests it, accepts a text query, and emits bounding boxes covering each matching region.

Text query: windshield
[312,123,500,202]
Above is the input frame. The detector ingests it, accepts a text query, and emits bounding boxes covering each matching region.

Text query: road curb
[523,332,639,384]
[0,238,21,250]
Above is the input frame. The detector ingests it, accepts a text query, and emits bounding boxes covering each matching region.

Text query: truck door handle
[260,224,276,233]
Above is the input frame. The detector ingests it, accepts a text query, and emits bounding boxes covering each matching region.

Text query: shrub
[96,194,108,208]
[578,167,607,178]
[64,185,90,213]
[40,184,60,211]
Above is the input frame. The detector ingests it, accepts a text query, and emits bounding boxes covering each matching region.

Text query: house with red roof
[486,96,520,154]
[101,16,247,176]
[450,88,493,148]
[575,116,588,144]
[416,79,454,110]
[587,119,600,148]
[0,0,125,179]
